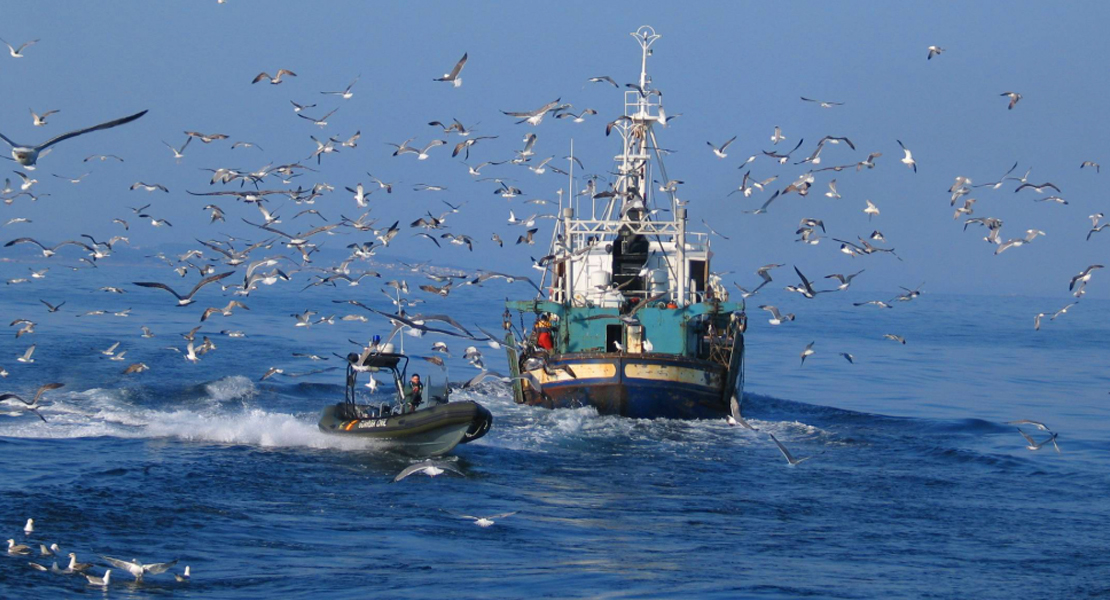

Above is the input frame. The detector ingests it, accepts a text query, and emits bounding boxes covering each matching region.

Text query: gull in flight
[768,433,820,466]
[252,69,296,84]
[30,108,59,127]
[800,96,844,108]
[770,126,785,145]
[1069,265,1102,293]
[863,200,880,220]
[0,38,38,58]
[1001,91,1022,110]
[758,305,794,325]
[0,110,147,167]
[501,98,562,126]
[727,394,758,430]
[800,341,815,366]
[1016,429,1060,453]
[321,76,359,99]
[101,555,178,581]
[883,334,906,344]
[825,269,865,291]
[132,272,234,306]
[433,52,468,87]
[0,382,63,421]
[707,136,736,159]
[391,137,446,160]
[1008,419,1050,431]
[896,140,916,172]
[449,511,518,528]
[927,45,945,60]
[393,459,464,482]
[163,137,192,160]
[15,344,36,363]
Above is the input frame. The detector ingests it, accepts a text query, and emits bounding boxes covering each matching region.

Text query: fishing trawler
[503,26,747,420]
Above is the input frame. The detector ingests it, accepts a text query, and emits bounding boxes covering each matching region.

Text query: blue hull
[518,353,733,420]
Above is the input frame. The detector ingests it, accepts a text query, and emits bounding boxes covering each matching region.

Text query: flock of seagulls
[0,25,1082,503]
[6,518,188,587]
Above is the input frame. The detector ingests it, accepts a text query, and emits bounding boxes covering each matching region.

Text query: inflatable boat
[318,352,492,456]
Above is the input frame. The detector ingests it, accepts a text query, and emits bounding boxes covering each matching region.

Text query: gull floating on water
[85,569,111,587]
[7,539,31,555]
[23,518,33,535]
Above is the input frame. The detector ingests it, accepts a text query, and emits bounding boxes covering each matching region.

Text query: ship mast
[555,25,702,308]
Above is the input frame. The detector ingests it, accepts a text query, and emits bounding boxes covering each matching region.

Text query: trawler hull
[518,353,732,420]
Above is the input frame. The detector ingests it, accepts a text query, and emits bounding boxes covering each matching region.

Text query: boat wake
[0,375,371,451]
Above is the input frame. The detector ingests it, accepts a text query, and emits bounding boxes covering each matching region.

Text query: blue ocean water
[0,261,1107,599]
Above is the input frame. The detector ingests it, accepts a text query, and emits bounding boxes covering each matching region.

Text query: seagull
[1080,161,1100,173]
[1016,429,1060,453]
[298,107,338,128]
[883,334,906,344]
[391,138,446,160]
[825,270,865,291]
[758,305,794,325]
[123,363,149,375]
[1001,91,1022,110]
[1,384,61,422]
[501,98,562,126]
[132,272,234,306]
[260,367,283,381]
[15,344,36,364]
[800,96,844,108]
[800,341,815,366]
[130,182,169,193]
[727,394,758,430]
[1051,303,1076,320]
[0,110,147,167]
[162,137,192,160]
[451,511,518,528]
[927,45,945,60]
[321,76,359,99]
[1015,182,1061,194]
[66,553,93,573]
[788,266,823,299]
[707,136,736,159]
[290,100,316,113]
[252,69,296,84]
[768,433,820,466]
[174,566,191,582]
[7,539,31,555]
[29,108,59,127]
[85,569,112,587]
[1069,265,1102,292]
[393,460,464,482]
[588,75,619,87]
[100,556,178,581]
[995,229,1045,255]
[200,300,249,322]
[39,543,60,557]
[839,353,855,364]
[770,126,785,145]
[825,179,840,199]
[864,200,880,220]
[0,38,39,58]
[433,52,468,87]
[742,190,781,215]
[896,140,916,172]
[23,518,33,535]
[1007,419,1050,431]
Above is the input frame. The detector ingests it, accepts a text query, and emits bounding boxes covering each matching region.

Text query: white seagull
[0,110,147,167]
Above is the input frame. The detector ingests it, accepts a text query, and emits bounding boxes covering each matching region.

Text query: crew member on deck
[535,315,555,351]
[403,374,423,413]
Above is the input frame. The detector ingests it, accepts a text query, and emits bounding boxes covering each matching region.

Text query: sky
[0,1,1107,299]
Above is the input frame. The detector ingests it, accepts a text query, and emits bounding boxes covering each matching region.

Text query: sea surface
[0,261,1107,599]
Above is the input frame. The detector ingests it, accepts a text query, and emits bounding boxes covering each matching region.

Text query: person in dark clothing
[403,374,423,413]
